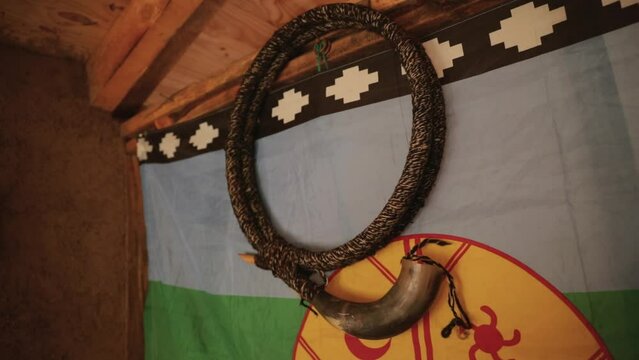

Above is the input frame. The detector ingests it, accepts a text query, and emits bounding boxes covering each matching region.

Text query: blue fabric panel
[141,24,639,297]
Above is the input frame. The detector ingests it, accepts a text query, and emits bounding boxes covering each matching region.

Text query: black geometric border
[139,0,638,164]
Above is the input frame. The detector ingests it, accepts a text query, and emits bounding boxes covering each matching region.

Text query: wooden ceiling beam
[121,0,510,140]
[88,0,219,116]
[87,0,169,106]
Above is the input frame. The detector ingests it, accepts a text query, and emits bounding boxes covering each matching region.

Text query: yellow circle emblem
[294,234,609,360]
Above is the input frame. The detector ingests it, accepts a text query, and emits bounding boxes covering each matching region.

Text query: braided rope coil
[225,3,446,300]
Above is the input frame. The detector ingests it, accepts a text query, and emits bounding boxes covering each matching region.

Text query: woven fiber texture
[225,3,446,300]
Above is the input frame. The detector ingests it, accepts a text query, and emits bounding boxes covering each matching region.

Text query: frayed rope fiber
[225,3,446,301]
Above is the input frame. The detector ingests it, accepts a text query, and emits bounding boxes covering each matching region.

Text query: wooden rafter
[87,0,219,116]
[87,0,169,105]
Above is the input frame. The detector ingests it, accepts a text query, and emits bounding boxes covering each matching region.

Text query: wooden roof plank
[111,0,223,117]
[89,0,210,112]
[87,0,170,104]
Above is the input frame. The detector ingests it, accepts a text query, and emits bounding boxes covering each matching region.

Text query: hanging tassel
[405,238,473,338]
[314,39,331,73]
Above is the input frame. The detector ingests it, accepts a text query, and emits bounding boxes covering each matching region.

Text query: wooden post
[124,154,147,360]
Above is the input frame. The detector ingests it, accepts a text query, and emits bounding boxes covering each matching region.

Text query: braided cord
[225,4,446,300]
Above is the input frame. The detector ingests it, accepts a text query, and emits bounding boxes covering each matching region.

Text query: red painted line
[298,339,311,358]
[415,238,434,360]
[588,348,604,360]
[447,243,470,271]
[413,238,432,360]
[423,314,434,360]
[367,256,397,283]
[403,237,412,254]
[299,336,320,360]
[444,242,466,270]
[292,307,313,359]
[415,238,424,256]
[410,323,423,360]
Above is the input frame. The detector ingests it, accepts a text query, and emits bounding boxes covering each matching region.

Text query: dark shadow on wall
[0,43,137,359]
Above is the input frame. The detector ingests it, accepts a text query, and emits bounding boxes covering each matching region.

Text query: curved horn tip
[312,259,444,339]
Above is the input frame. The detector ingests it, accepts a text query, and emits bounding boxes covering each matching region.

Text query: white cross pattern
[159,132,180,159]
[272,88,310,124]
[189,122,219,150]
[602,0,638,8]
[489,2,567,52]
[422,38,464,78]
[326,66,379,104]
[136,137,153,161]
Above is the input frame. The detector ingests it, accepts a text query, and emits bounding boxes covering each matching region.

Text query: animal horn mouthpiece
[312,259,443,339]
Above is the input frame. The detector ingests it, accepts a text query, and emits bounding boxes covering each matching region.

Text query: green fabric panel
[144,281,305,360]
[565,289,639,360]
[144,282,639,359]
